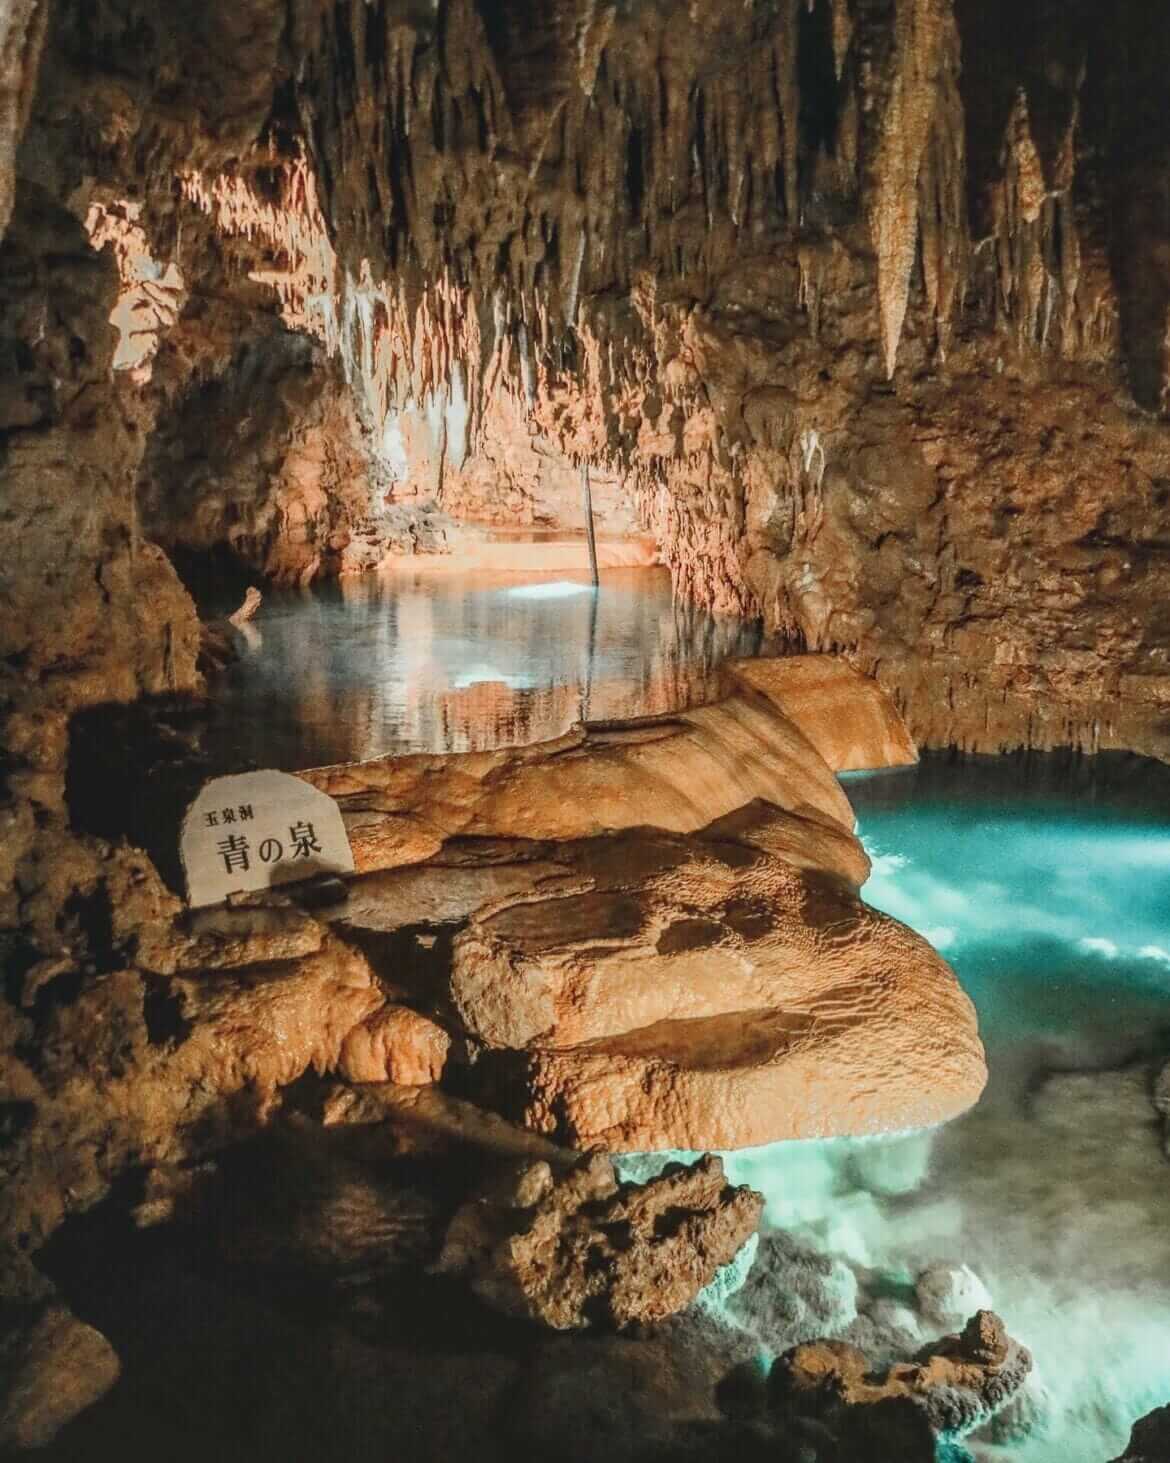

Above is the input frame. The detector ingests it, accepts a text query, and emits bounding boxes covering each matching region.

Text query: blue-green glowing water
[850,754,1170,1459]
[854,756,1170,1089]
[627,752,1170,1461]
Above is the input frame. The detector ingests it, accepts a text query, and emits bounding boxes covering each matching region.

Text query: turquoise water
[849,754,1170,1459]
[627,752,1170,1460]
[853,754,1170,1095]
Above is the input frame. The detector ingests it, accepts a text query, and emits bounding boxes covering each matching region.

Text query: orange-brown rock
[0,927,395,1301]
[338,1004,451,1086]
[770,1310,1033,1450]
[135,901,326,976]
[728,657,918,772]
[304,676,860,872]
[316,1081,574,1168]
[435,1151,762,1331]
[444,801,984,1150]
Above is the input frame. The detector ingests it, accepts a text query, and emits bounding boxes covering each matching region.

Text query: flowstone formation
[311,667,984,1149]
[0,661,988,1451]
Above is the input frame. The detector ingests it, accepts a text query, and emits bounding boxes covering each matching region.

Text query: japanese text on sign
[180,770,354,908]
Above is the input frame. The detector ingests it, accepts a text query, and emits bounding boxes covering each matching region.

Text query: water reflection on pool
[203,565,770,771]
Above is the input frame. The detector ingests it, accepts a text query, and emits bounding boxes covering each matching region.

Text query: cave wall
[1,0,1169,1100]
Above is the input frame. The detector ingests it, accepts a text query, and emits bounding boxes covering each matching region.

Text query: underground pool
[201,564,771,770]
[621,750,1170,1462]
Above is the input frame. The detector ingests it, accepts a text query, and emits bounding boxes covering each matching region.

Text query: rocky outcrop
[728,656,919,772]
[770,1309,1033,1452]
[305,667,864,869]
[338,1004,452,1086]
[286,671,985,1152]
[1111,1406,1170,1463]
[0,908,386,1302]
[435,1151,762,1331]
[0,1302,120,1450]
[0,661,955,1312]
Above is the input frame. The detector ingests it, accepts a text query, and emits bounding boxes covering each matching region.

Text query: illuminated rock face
[727,657,918,773]
[453,802,985,1150]
[305,673,861,871]
[435,1151,763,1330]
[338,1004,451,1086]
[311,672,984,1151]
[0,3,1167,1446]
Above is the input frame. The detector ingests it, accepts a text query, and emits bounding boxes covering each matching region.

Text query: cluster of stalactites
[305,1,877,335]
[176,149,612,482]
[180,0,1124,421]
[974,88,1118,364]
[303,0,1107,382]
[157,0,1138,626]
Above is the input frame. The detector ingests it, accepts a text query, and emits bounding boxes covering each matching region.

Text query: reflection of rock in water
[202,567,768,770]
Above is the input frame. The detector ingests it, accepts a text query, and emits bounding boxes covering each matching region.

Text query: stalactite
[859,0,957,378]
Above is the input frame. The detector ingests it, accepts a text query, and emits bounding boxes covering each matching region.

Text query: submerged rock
[1154,1062,1170,1158]
[435,1151,763,1330]
[769,1309,1032,1447]
[728,1230,860,1356]
[1111,1405,1170,1462]
[915,1263,994,1331]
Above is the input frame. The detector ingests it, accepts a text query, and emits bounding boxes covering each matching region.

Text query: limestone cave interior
[2,2,1170,1459]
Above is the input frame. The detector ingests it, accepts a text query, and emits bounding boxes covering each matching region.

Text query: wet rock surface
[303,673,862,869]
[450,801,984,1149]
[728,658,919,773]
[436,1151,763,1331]
[3,1,1170,1459]
[770,1309,1033,1449]
[1111,1406,1170,1463]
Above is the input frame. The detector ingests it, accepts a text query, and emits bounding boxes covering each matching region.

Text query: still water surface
[204,566,769,770]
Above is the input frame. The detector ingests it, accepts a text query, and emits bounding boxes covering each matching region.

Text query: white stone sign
[181,770,355,908]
